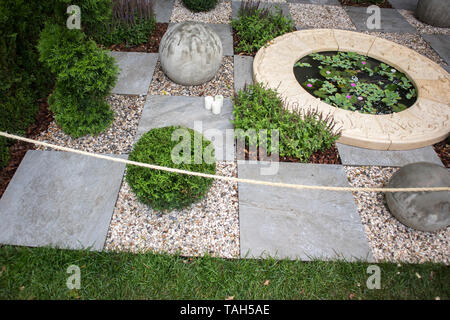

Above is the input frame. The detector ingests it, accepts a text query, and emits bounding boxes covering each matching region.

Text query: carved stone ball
[386,162,450,232]
[159,22,223,86]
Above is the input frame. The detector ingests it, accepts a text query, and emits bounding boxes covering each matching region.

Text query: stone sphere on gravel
[386,162,450,232]
[159,22,223,86]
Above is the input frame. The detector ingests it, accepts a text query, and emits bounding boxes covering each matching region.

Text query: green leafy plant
[295,52,417,114]
[182,0,219,12]
[231,1,294,55]
[38,24,118,138]
[232,83,340,162]
[126,126,216,211]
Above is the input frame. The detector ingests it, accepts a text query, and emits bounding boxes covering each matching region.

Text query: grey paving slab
[421,34,450,65]
[238,161,373,261]
[109,52,158,95]
[287,0,340,5]
[0,150,126,251]
[234,55,254,93]
[152,0,175,23]
[232,1,292,20]
[336,143,444,167]
[388,0,418,11]
[345,7,416,33]
[137,95,235,161]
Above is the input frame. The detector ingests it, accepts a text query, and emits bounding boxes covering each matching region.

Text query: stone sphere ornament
[386,162,450,232]
[159,22,223,86]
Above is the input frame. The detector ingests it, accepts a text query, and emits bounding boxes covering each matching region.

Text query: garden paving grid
[0,0,448,263]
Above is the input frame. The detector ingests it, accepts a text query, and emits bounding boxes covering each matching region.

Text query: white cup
[204,96,214,110]
[212,95,223,115]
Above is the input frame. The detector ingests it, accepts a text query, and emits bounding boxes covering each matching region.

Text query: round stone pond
[253,29,450,150]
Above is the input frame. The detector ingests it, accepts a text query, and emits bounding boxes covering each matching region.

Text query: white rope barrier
[1,131,449,193]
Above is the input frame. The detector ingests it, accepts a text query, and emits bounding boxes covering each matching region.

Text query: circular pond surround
[253,29,450,150]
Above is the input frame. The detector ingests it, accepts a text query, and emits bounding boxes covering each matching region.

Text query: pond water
[293,51,417,115]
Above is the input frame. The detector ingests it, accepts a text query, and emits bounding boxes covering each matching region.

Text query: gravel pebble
[345,166,449,265]
[289,3,356,30]
[363,31,447,66]
[171,0,232,24]
[398,10,450,35]
[104,161,240,258]
[35,95,146,154]
[149,57,234,97]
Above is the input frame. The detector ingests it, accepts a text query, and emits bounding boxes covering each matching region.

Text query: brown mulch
[433,138,450,168]
[238,143,342,164]
[0,97,53,198]
[339,0,393,8]
[108,23,168,53]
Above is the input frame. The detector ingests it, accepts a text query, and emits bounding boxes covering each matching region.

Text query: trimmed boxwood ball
[126,126,216,211]
[182,0,219,12]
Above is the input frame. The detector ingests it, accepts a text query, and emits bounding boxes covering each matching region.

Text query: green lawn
[0,245,448,300]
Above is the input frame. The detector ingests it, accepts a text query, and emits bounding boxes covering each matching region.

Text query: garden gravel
[345,166,449,264]
[34,95,146,154]
[170,0,232,24]
[149,57,234,97]
[289,3,356,30]
[398,10,450,35]
[363,31,447,66]
[104,161,240,258]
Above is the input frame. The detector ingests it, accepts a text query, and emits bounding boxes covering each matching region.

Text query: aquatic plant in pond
[293,52,417,115]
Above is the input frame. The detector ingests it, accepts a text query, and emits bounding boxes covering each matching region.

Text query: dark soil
[107,23,168,53]
[0,97,53,198]
[433,138,450,168]
[339,0,393,8]
[238,143,342,164]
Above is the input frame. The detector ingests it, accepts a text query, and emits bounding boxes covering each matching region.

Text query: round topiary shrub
[182,0,219,13]
[126,126,216,211]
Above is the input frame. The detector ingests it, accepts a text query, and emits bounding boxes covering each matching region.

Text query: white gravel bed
[104,161,240,258]
[34,94,146,154]
[149,57,234,97]
[364,31,447,66]
[398,10,450,35]
[170,0,232,24]
[289,3,356,30]
[345,166,449,265]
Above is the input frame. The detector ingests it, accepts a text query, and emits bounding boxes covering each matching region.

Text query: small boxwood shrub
[126,126,216,211]
[38,24,118,138]
[232,83,340,162]
[231,1,294,55]
[182,0,219,13]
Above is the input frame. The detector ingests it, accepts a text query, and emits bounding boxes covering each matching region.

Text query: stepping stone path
[238,161,373,261]
[0,151,126,251]
[0,0,447,260]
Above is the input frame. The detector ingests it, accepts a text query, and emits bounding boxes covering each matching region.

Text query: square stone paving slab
[388,0,418,11]
[234,55,254,93]
[232,1,292,20]
[153,0,175,23]
[109,52,158,95]
[0,151,126,251]
[421,34,450,65]
[238,161,374,261]
[136,95,235,161]
[345,7,416,33]
[336,143,444,167]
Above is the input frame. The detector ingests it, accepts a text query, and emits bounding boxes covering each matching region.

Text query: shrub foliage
[126,126,216,211]
[231,1,294,55]
[182,0,219,13]
[232,83,340,162]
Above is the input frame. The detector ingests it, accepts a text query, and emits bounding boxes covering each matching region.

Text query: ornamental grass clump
[232,83,340,162]
[126,126,216,211]
[38,23,118,138]
[231,0,294,55]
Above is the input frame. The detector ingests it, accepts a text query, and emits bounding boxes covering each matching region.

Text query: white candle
[212,95,223,115]
[204,96,214,110]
